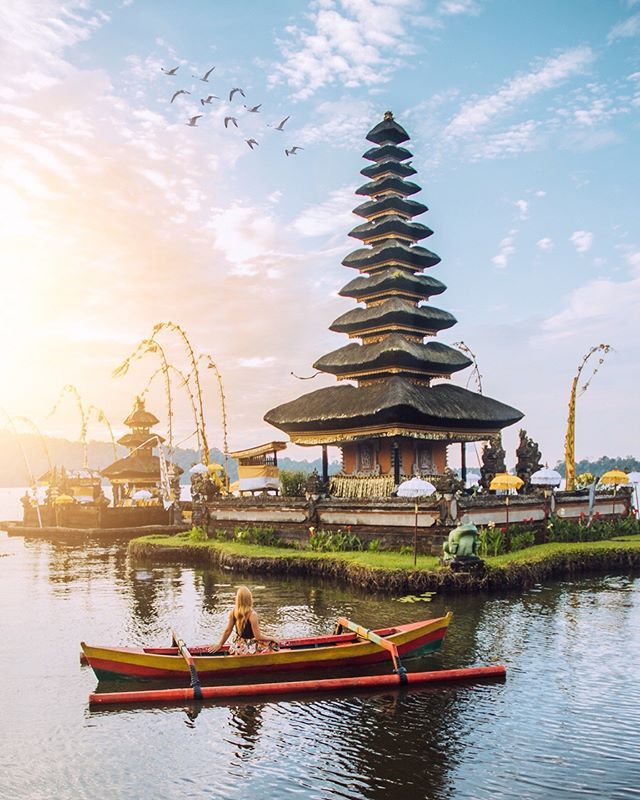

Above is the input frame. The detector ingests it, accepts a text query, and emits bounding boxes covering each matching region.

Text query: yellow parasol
[53,494,75,505]
[489,473,524,492]
[207,463,224,474]
[489,473,523,527]
[600,469,628,516]
[599,469,628,486]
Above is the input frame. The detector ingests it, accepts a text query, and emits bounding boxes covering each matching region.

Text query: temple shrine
[229,441,287,495]
[265,112,524,495]
[102,396,182,505]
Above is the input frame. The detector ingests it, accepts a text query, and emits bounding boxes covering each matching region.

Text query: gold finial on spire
[384,110,394,120]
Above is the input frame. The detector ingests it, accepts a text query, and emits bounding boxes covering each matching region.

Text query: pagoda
[101,396,182,504]
[265,112,523,492]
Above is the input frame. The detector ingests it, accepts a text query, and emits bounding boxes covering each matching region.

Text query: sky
[1,0,639,471]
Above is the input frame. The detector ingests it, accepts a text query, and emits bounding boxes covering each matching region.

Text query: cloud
[535,190,546,197]
[570,230,593,253]
[514,199,529,220]
[540,274,640,341]
[295,97,376,148]
[444,47,594,139]
[607,13,640,43]
[238,357,277,368]
[292,185,355,238]
[537,237,553,251]
[491,228,518,268]
[463,120,544,160]
[269,0,423,99]
[438,0,480,15]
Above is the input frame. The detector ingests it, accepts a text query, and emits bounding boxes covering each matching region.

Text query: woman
[208,585,278,655]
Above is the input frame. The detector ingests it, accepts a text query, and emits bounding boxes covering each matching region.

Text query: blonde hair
[234,585,254,637]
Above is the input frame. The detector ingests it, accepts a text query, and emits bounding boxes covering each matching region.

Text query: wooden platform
[2,523,189,538]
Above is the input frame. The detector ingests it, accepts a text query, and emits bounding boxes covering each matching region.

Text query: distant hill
[0,430,340,487]
[554,456,640,477]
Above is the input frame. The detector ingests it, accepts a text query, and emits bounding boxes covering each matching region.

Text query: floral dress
[228,616,277,656]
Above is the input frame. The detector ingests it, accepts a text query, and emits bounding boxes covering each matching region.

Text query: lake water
[1,488,639,800]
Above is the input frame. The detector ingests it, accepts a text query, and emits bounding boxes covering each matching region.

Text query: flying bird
[285,146,304,156]
[229,87,245,101]
[193,66,215,82]
[244,104,262,113]
[224,116,238,128]
[271,115,290,131]
[186,115,202,127]
[201,95,220,105]
[171,89,191,103]
[245,138,258,149]
[161,66,180,75]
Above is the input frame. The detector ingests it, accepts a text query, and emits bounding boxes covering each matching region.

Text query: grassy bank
[128,531,640,594]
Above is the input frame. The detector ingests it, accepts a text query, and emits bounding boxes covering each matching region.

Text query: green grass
[487,535,640,567]
[132,531,640,574]
[133,532,442,571]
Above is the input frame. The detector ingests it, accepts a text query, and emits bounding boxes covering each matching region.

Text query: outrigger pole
[89,665,506,707]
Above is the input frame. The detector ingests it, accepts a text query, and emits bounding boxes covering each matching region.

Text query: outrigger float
[83,613,506,707]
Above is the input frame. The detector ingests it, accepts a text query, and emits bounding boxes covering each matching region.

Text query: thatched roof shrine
[265,111,523,484]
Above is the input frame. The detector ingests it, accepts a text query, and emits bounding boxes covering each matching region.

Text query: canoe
[90,664,506,707]
[81,612,452,682]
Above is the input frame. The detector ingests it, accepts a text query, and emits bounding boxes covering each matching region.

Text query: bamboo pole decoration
[87,406,118,462]
[113,337,175,456]
[199,354,230,482]
[152,322,209,465]
[453,340,483,395]
[564,344,611,491]
[144,340,174,456]
[14,416,53,475]
[48,384,89,468]
[1,407,43,527]
[143,364,202,457]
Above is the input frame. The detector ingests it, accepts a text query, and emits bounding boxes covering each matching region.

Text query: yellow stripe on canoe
[82,612,452,675]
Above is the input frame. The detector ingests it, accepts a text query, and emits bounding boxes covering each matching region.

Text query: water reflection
[2,529,640,800]
[228,704,265,760]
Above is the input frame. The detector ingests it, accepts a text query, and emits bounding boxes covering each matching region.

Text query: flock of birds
[161,65,304,156]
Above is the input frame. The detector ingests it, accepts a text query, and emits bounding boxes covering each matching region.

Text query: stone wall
[200,489,632,555]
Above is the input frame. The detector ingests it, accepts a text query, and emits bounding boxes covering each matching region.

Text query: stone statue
[442,523,483,571]
[480,435,506,491]
[433,467,464,496]
[515,429,543,493]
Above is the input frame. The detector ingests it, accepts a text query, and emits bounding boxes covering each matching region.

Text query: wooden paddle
[336,617,407,683]
[170,629,203,699]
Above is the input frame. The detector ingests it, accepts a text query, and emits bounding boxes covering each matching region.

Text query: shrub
[509,530,535,552]
[308,528,364,552]
[546,513,640,543]
[478,523,506,557]
[279,470,308,497]
[233,525,282,547]
[367,538,381,552]
[187,526,208,542]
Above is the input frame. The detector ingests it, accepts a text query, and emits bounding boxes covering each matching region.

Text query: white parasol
[397,477,437,566]
[530,467,562,487]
